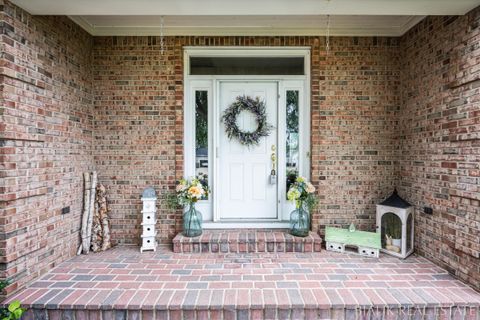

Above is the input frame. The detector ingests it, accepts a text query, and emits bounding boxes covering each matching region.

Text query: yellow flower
[287,188,301,201]
[188,186,204,199]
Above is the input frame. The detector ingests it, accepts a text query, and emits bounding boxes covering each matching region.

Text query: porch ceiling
[10,0,480,37]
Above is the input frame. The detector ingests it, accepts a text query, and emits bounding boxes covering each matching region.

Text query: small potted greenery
[383,213,402,250]
[0,280,25,320]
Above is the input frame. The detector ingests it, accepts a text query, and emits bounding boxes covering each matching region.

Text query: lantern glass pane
[381,212,402,253]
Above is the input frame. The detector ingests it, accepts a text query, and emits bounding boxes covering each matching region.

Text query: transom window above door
[189,57,305,75]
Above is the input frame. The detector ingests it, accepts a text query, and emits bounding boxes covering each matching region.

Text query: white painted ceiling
[68,15,426,37]
[10,0,480,36]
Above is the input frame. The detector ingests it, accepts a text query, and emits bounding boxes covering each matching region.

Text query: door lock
[269,169,277,184]
[269,144,277,184]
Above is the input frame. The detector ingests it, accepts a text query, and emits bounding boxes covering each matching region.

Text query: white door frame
[183,47,311,228]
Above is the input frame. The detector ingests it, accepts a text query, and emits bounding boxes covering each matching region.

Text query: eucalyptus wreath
[222,95,273,146]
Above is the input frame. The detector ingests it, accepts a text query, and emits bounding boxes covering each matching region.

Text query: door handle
[270,145,276,169]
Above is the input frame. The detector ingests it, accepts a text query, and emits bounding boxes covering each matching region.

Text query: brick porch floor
[6,246,480,320]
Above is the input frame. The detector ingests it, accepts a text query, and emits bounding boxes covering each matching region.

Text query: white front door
[217,81,278,220]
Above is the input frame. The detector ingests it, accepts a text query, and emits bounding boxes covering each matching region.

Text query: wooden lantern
[376,189,414,259]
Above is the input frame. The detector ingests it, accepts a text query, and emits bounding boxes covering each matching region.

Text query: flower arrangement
[167,177,210,237]
[287,176,318,211]
[173,177,210,207]
[287,176,317,237]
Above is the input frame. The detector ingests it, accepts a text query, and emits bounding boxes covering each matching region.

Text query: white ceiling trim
[399,16,426,35]
[69,16,96,35]
[11,0,480,16]
[68,16,426,37]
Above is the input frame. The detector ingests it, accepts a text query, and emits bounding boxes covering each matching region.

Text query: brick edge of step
[172,231,323,253]
[26,306,480,320]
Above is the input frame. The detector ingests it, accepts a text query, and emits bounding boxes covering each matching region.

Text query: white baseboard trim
[203,221,290,229]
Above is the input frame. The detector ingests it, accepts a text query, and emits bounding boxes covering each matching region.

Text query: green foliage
[286,91,299,159]
[5,301,25,320]
[304,194,319,213]
[165,192,181,210]
[0,281,26,320]
[195,91,208,148]
[0,281,8,291]
[286,90,299,134]
[383,213,402,238]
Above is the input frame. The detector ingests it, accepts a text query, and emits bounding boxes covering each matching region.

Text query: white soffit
[68,15,426,37]
[10,0,480,36]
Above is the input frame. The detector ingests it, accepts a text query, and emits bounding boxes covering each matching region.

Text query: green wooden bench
[325,226,381,258]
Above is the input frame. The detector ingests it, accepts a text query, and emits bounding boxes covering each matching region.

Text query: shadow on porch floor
[6,246,480,320]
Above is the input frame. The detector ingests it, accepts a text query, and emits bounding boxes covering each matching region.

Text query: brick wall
[2,0,478,295]
[0,1,93,294]
[93,36,400,245]
[399,8,480,290]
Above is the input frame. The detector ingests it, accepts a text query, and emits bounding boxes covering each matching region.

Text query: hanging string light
[324,0,331,55]
[160,16,165,55]
[384,40,387,106]
[326,14,331,55]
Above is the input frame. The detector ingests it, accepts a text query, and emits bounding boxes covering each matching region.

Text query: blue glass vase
[183,203,202,237]
[289,201,310,237]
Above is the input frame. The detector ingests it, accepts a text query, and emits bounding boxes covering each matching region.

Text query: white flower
[176,184,187,192]
[306,182,315,193]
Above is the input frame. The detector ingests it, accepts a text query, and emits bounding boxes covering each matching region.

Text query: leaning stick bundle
[98,184,112,251]
[78,172,91,255]
[91,184,112,252]
[91,207,102,253]
[79,172,112,254]
[83,171,97,254]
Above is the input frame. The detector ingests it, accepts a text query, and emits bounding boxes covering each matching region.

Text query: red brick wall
[3,0,478,295]
[93,36,400,245]
[399,8,480,290]
[0,1,93,294]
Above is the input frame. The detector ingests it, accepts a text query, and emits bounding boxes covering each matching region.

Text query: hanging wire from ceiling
[326,14,331,55]
[324,0,332,55]
[160,16,165,55]
[384,39,388,116]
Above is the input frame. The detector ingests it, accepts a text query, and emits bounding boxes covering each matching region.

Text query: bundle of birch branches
[77,171,112,255]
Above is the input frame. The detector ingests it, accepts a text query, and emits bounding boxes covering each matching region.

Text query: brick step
[8,247,480,320]
[172,229,322,253]
[23,306,480,320]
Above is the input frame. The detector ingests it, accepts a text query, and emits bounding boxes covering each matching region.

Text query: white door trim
[183,47,311,228]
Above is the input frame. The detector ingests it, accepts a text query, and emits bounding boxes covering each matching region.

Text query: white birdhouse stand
[376,189,414,259]
[140,187,157,252]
